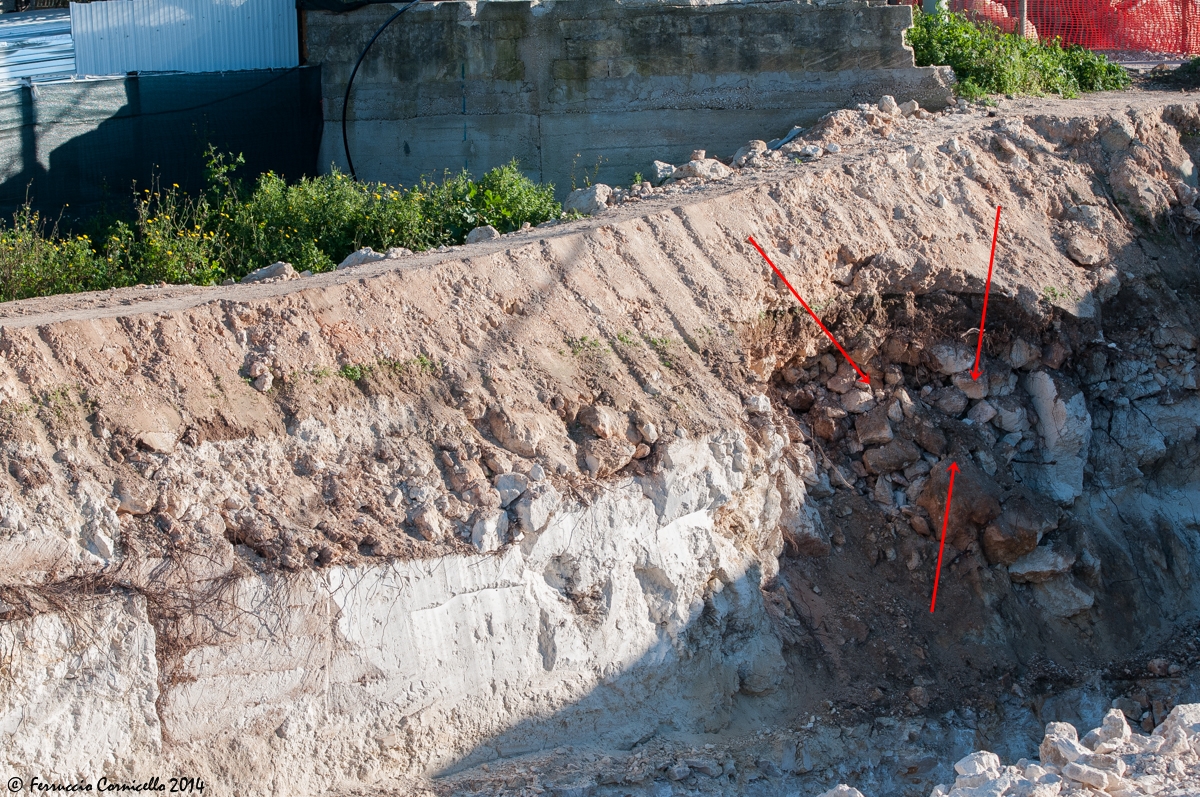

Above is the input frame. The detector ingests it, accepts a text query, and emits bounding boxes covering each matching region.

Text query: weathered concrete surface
[307,0,953,192]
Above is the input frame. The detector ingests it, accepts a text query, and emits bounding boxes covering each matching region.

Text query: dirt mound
[3,90,1200,796]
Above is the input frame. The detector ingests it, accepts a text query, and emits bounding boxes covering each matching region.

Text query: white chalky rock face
[1018,371,1091,505]
[0,593,162,779]
[0,433,798,793]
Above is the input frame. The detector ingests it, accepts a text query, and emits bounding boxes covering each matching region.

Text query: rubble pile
[923,705,1200,797]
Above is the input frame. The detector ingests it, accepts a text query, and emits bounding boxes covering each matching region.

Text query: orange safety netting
[908,0,1200,54]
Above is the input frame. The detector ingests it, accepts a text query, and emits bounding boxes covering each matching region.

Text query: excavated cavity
[5,92,1200,797]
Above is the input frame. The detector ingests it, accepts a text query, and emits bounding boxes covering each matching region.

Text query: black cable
[341,0,422,180]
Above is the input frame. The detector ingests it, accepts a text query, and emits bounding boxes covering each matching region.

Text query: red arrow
[929,461,959,614]
[971,206,1003,381]
[747,236,870,384]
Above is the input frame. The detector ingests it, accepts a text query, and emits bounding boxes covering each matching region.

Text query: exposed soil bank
[3,91,1200,797]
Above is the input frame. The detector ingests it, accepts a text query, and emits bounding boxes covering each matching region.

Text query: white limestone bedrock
[0,434,809,793]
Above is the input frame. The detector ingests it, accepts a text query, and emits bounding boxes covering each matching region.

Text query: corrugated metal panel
[0,9,75,80]
[70,0,297,76]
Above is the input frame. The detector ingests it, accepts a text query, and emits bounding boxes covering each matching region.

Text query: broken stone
[1041,723,1087,767]
[1095,709,1133,747]
[494,472,529,508]
[1022,371,1091,504]
[981,490,1056,565]
[465,225,502,244]
[826,363,861,394]
[878,95,900,115]
[1112,697,1142,723]
[855,405,894,445]
[928,342,975,375]
[744,394,772,415]
[471,509,509,552]
[899,99,920,116]
[684,758,722,777]
[1062,761,1115,790]
[1032,574,1094,618]
[672,158,733,181]
[932,387,968,416]
[582,437,636,478]
[863,439,921,475]
[1041,340,1070,369]
[911,422,947,455]
[652,160,676,184]
[1066,234,1107,266]
[917,459,1002,549]
[952,372,988,400]
[514,484,559,535]
[1008,545,1075,583]
[967,400,998,425]
[732,140,768,167]
[817,786,865,797]
[114,478,156,515]
[1152,325,1197,349]
[488,405,550,458]
[873,474,894,507]
[991,397,1030,433]
[908,513,931,536]
[252,372,273,392]
[241,260,295,283]
[811,403,847,441]
[1156,703,1200,738]
[564,184,612,215]
[840,388,876,414]
[411,503,445,542]
[779,469,831,556]
[337,247,388,269]
[955,750,1000,778]
[1007,338,1041,369]
[666,762,690,780]
[578,404,626,439]
[982,515,1038,566]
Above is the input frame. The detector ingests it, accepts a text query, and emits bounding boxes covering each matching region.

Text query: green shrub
[906,11,1130,100]
[0,208,111,301]
[0,151,562,302]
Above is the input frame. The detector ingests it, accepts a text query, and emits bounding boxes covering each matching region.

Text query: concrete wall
[0,67,322,216]
[307,0,952,194]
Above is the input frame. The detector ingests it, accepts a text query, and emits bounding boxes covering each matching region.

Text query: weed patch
[0,151,561,303]
[906,11,1129,100]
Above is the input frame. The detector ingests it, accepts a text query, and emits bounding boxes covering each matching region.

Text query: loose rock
[465,225,502,244]
[564,184,612,215]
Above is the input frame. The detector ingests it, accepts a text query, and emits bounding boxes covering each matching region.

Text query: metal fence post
[1018,0,1027,37]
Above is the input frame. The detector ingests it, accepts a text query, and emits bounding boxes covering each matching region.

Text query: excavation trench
[2,92,1200,797]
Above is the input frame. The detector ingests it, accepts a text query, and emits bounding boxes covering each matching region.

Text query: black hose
[341,0,423,180]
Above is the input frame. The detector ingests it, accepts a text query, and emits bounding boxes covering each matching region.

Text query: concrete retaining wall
[306,0,953,193]
[0,67,322,216]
